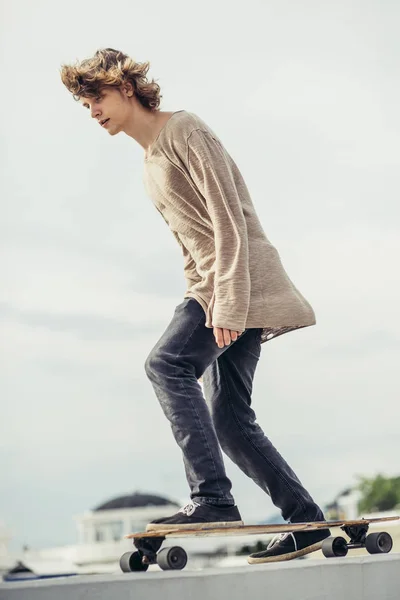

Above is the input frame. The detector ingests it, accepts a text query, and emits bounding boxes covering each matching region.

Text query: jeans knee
[145,347,197,383]
[144,349,164,381]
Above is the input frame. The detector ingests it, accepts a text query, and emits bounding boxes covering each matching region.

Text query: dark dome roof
[94,492,179,511]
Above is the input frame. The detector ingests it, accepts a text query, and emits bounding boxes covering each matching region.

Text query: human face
[80,86,131,135]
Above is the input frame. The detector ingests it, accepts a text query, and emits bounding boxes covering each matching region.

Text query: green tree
[357,474,400,513]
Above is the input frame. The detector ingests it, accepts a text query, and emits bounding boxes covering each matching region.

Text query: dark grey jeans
[145,297,325,523]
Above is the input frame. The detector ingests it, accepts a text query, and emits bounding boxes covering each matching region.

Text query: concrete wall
[1,554,399,600]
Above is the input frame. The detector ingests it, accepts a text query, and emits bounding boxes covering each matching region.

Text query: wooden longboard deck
[125,515,399,539]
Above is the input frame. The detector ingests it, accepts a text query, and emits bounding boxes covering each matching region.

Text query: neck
[123,103,176,153]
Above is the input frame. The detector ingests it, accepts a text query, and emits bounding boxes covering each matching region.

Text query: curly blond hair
[60,48,162,110]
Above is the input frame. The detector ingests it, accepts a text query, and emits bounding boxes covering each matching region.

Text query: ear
[122,82,134,98]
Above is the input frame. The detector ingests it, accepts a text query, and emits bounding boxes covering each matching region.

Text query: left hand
[213,327,242,348]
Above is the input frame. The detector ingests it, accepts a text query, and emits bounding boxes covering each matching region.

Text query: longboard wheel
[322,536,348,558]
[365,532,393,554]
[120,551,149,572]
[157,546,188,571]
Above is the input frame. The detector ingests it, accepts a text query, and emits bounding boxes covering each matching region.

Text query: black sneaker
[146,501,243,532]
[247,528,331,564]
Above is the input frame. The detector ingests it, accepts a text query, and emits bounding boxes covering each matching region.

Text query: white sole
[247,540,324,564]
[146,520,244,532]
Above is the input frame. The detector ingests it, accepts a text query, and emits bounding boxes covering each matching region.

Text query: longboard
[119,515,399,572]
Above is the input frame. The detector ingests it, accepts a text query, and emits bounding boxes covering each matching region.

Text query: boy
[60,48,330,563]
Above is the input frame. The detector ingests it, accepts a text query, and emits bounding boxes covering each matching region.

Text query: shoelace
[178,501,201,517]
[267,532,298,551]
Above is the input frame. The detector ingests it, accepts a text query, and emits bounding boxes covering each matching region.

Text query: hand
[213,327,242,348]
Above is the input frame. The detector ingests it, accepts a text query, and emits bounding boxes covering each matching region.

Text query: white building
[72,492,181,571]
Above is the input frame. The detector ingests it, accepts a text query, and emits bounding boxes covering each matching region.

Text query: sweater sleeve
[187,129,250,332]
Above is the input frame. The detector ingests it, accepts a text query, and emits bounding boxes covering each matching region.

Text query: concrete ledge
[1,554,400,600]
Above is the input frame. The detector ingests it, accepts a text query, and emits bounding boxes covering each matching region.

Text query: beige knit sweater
[143,111,316,344]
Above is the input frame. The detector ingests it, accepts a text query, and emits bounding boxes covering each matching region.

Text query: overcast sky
[1,0,399,551]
